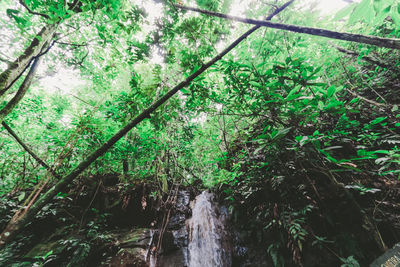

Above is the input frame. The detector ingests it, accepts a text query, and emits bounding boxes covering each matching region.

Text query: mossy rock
[109,247,147,267]
[119,228,151,248]
[24,240,64,258]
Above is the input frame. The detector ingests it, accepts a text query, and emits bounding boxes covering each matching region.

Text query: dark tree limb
[55,41,88,47]
[0,0,295,247]
[18,0,50,19]
[0,24,58,97]
[1,122,60,179]
[0,57,41,123]
[174,4,400,50]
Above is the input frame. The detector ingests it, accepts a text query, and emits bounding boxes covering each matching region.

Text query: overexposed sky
[229,0,350,16]
[301,0,350,15]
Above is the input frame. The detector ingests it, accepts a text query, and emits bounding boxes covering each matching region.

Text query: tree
[0,0,295,247]
[1,0,399,264]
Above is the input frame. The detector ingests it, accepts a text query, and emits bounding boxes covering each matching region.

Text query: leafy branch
[174,4,400,49]
[18,0,50,19]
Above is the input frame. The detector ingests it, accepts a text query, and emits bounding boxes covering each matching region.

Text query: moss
[24,240,62,258]
[120,228,149,244]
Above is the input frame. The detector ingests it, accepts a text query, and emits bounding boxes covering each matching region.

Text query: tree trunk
[0,0,294,247]
[0,57,41,123]
[0,23,57,98]
[175,4,400,50]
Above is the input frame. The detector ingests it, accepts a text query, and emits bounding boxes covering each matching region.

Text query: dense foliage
[1,0,400,266]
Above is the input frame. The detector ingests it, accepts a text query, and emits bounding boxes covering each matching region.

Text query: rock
[106,228,152,267]
[109,247,148,267]
[370,243,400,267]
[172,227,189,248]
[119,228,151,248]
[158,249,187,267]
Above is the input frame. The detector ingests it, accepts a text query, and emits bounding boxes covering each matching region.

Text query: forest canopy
[1,0,400,266]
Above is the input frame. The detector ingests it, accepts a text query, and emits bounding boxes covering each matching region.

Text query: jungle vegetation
[0,0,400,265]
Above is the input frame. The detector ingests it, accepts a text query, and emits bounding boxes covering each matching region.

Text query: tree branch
[174,4,400,50]
[330,42,389,69]
[0,56,41,123]
[0,0,295,247]
[19,0,50,19]
[1,122,60,179]
[55,41,88,47]
[0,24,57,97]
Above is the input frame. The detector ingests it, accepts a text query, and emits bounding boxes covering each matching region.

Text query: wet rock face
[155,189,192,267]
[104,228,151,267]
[371,243,400,267]
[109,247,148,267]
[104,190,232,267]
[0,184,265,267]
[154,190,269,267]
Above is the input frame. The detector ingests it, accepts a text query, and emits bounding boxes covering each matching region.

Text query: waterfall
[146,229,157,267]
[187,191,231,267]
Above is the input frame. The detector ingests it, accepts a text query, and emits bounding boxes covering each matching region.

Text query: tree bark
[0,0,294,247]
[175,4,400,50]
[1,122,60,179]
[0,57,41,123]
[0,23,57,98]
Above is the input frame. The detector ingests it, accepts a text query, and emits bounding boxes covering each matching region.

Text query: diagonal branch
[0,24,58,98]
[1,122,60,179]
[0,0,295,247]
[0,57,41,124]
[19,0,50,19]
[329,42,389,69]
[174,4,400,50]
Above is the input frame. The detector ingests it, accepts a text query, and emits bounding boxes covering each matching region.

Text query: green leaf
[327,85,336,98]
[249,81,262,88]
[270,127,291,140]
[286,85,302,101]
[349,0,375,24]
[370,116,387,125]
[334,3,357,20]
[18,192,25,202]
[6,9,20,17]
[391,4,400,27]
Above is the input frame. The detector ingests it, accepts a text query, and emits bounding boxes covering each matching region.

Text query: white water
[146,229,157,267]
[187,191,231,267]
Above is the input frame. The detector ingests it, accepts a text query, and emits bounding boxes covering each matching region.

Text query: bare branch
[55,41,88,47]
[174,4,400,50]
[1,122,61,179]
[0,24,58,97]
[0,56,41,123]
[330,42,389,69]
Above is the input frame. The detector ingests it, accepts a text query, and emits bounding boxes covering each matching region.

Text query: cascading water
[187,191,231,267]
[146,229,157,267]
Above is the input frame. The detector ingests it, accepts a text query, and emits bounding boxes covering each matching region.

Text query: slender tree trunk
[1,122,60,179]
[0,0,295,248]
[0,57,41,123]
[0,23,57,98]
[175,4,400,50]
[123,159,129,177]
